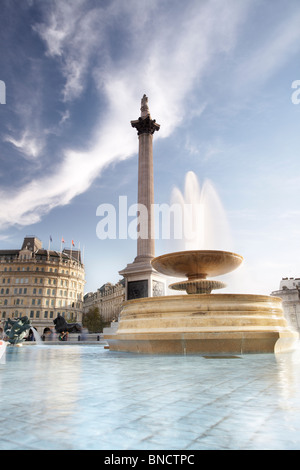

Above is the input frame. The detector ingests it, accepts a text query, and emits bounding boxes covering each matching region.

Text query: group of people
[42,327,69,341]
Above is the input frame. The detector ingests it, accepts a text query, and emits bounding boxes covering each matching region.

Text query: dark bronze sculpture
[53,313,81,334]
[4,316,32,344]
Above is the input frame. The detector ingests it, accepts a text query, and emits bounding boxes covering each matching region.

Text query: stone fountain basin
[105,293,299,354]
[151,250,244,280]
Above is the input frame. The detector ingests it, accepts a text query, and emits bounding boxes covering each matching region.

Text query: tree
[82,306,104,333]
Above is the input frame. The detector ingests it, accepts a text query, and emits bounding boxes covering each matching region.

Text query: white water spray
[171,171,233,252]
[30,327,43,345]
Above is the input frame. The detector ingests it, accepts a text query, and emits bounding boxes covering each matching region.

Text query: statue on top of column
[140,94,150,118]
[131,94,160,135]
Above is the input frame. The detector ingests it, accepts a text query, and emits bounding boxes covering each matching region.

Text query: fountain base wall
[104,294,299,354]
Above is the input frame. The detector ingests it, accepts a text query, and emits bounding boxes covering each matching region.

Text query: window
[30,311,34,318]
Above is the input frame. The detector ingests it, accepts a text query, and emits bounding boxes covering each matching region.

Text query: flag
[72,240,75,247]
[50,235,52,242]
[62,237,65,243]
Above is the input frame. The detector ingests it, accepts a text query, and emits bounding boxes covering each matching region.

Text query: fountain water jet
[170,171,233,252]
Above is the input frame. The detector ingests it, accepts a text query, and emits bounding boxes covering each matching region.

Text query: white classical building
[271,278,300,332]
[83,280,125,323]
[0,236,85,335]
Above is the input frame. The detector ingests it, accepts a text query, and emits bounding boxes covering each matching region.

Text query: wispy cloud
[4,130,44,160]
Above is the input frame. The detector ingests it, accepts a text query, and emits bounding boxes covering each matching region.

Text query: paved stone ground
[1,344,300,450]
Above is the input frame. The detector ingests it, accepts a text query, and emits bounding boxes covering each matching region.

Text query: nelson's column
[119,95,166,300]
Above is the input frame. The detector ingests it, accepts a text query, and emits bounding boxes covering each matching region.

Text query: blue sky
[1,0,300,295]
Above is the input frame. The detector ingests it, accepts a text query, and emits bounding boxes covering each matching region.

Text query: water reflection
[2,345,300,450]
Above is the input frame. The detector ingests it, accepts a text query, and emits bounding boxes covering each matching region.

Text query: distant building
[83,279,125,323]
[0,236,85,334]
[271,278,300,332]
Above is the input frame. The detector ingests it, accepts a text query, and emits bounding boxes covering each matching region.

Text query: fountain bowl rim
[151,249,244,278]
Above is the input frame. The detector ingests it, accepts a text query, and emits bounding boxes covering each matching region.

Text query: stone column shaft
[131,95,160,264]
[136,132,155,261]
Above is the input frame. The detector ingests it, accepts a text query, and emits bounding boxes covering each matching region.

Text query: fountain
[105,248,298,354]
[2,316,43,346]
[105,172,298,355]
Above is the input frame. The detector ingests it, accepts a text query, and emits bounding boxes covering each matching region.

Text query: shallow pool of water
[1,343,300,450]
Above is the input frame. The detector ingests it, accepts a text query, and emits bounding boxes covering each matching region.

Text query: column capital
[131,116,160,135]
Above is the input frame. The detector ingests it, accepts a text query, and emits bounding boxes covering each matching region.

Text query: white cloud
[4,130,43,160]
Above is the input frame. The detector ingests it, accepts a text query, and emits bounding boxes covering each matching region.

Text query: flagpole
[60,236,65,260]
[70,240,74,262]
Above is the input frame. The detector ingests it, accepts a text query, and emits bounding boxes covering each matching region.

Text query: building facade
[271,277,300,332]
[0,236,85,335]
[83,280,125,323]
